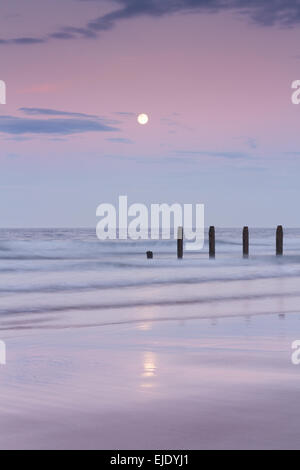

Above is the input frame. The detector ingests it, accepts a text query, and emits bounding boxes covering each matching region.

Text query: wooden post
[177,226,183,259]
[276,225,283,256]
[146,251,153,259]
[209,226,215,258]
[243,226,249,258]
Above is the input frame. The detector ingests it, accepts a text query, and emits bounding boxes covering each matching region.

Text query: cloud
[20,107,98,119]
[161,117,178,127]
[0,115,119,136]
[106,137,134,144]
[176,149,250,159]
[245,137,257,150]
[84,0,300,29]
[12,37,46,44]
[19,108,121,127]
[49,32,75,40]
[5,136,32,142]
[2,0,300,46]
[0,37,46,45]
[160,114,191,131]
[7,153,20,159]
[53,26,97,39]
[114,112,136,117]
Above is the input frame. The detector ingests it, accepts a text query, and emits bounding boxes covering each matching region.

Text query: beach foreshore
[1,229,300,449]
[0,313,299,450]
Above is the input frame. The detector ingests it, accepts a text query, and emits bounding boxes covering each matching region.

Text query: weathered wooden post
[177,226,183,259]
[243,226,249,258]
[276,225,283,256]
[146,251,153,259]
[209,226,215,258]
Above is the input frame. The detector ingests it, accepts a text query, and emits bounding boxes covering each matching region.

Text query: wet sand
[1,229,300,449]
[0,313,299,450]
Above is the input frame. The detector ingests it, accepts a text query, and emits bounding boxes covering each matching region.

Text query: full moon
[137,113,149,125]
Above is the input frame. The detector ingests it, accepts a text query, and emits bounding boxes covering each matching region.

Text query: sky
[1,0,300,227]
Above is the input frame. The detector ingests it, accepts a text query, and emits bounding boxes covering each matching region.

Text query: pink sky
[1,0,300,226]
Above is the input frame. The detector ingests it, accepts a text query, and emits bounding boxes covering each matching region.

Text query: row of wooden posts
[146,226,284,259]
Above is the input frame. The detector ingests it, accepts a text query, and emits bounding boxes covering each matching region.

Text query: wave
[1,270,300,295]
[0,309,298,332]
[1,290,300,317]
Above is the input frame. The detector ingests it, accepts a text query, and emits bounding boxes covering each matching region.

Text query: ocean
[0,228,300,449]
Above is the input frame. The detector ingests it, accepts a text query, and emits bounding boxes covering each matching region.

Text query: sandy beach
[0,229,300,450]
[0,314,299,449]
